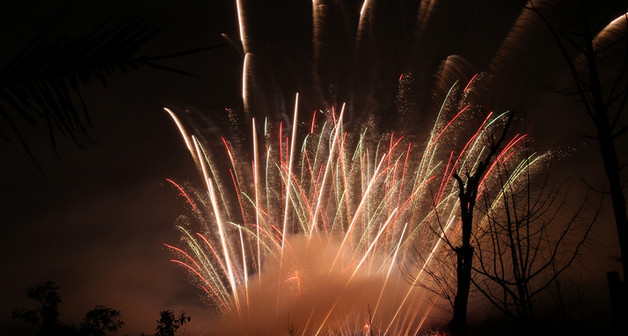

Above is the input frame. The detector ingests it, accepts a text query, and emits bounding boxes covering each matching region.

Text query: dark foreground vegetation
[12,281,190,336]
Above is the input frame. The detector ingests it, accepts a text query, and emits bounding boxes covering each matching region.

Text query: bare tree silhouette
[407,112,516,336]
[446,113,514,335]
[528,0,628,330]
[472,163,598,332]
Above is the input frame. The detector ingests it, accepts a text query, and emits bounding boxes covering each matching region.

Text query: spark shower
[162,1,543,335]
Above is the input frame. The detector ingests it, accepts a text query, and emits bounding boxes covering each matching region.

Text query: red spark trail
[463,73,479,93]
[425,104,472,157]
[166,178,196,210]
[164,243,203,271]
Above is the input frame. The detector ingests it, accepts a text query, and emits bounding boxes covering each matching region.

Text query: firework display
[163,1,545,335]
[164,87,542,335]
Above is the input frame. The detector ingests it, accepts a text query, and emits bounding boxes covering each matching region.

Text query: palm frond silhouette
[0,11,226,162]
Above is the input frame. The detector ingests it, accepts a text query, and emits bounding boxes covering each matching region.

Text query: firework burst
[162,1,549,335]
[163,79,543,335]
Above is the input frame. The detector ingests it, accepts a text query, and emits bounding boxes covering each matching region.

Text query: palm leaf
[0,12,226,161]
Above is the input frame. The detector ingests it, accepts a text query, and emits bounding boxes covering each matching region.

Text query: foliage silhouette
[79,305,125,336]
[154,310,191,336]
[13,281,126,336]
[12,281,78,335]
[13,281,64,335]
[0,11,226,163]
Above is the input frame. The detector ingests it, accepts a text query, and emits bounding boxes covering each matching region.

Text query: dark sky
[1,0,241,334]
[1,0,627,335]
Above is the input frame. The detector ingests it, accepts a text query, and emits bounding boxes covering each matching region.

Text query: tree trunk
[597,119,628,333]
[448,114,511,334]
[450,182,476,335]
[586,37,628,281]
[451,245,474,335]
[596,124,628,281]
[581,19,628,333]
[608,271,628,333]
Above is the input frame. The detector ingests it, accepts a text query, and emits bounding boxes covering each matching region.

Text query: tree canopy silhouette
[12,281,126,336]
[154,310,191,336]
[13,281,73,336]
[79,305,125,336]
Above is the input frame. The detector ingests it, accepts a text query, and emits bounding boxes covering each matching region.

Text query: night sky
[1,1,241,334]
[1,0,627,335]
